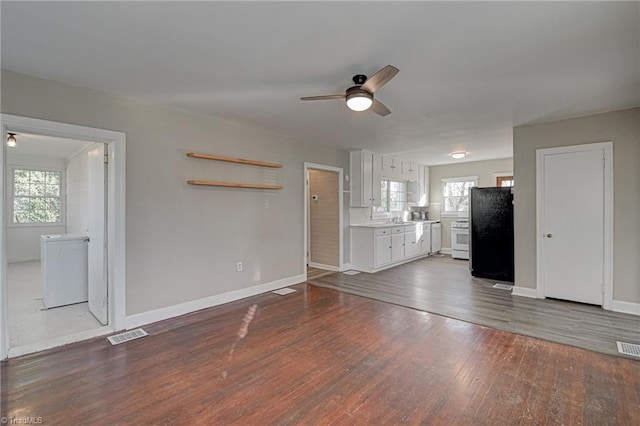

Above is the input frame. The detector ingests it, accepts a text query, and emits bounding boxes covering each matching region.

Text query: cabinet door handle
[389,246,392,249]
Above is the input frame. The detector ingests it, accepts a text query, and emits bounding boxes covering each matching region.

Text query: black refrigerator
[469,187,514,282]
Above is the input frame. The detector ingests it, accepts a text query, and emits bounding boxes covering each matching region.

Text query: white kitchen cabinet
[404,224,421,258]
[350,150,382,207]
[375,235,392,266]
[381,156,403,180]
[351,224,431,273]
[408,165,430,206]
[391,233,405,262]
[404,162,419,182]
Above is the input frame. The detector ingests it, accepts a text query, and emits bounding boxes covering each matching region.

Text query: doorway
[0,114,126,359]
[536,142,613,308]
[304,163,343,275]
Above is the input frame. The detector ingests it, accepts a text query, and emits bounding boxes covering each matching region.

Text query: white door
[375,235,392,266]
[541,148,604,305]
[88,144,108,324]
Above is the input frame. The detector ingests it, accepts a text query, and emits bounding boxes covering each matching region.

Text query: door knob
[546,233,552,238]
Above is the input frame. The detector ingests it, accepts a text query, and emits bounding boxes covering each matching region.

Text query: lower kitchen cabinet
[351,224,431,273]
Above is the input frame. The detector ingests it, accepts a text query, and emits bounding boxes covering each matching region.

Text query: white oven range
[451,220,469,260]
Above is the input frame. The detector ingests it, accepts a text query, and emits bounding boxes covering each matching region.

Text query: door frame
[535,141,613,309]
[303,163,344,273]
[0,114,126,359]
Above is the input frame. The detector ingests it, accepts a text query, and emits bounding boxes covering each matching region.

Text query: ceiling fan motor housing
[352,74,368,85]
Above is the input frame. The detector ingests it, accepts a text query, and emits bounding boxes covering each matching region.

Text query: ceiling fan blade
[300,94,345,101]
[362,65,399,93]
[370,99,391,117]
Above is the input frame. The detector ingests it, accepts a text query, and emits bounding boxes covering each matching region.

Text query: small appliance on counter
[410,210,429,221]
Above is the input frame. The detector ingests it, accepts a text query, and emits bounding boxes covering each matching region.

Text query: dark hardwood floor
[311,256,640,358]
[1,283,639,424]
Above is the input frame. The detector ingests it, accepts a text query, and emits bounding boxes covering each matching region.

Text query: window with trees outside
[12,168,63,225]
[374,180,407,213]
[441,176,478,215]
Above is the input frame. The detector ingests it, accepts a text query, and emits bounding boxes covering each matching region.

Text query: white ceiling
[2,2,638,166]
[7,133,95,160]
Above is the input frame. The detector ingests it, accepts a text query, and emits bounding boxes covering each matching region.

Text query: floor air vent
[493,283,513,291]
[617,341,640,357]
[107,328,148,345]
[273,288,296,296]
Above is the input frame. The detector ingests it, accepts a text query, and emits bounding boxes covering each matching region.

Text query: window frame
[8,165,66,228]
[372,179,407,218]
[441,175,478,218]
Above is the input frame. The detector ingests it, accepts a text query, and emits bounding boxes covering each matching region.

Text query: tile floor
[7,260,102,348]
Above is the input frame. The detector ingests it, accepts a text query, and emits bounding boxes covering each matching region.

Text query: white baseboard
[8,326,113,358]
[126,273,306,330]
[308,262,340,272]
[612,300,640,316]
[340,263,353,272]
[512,286,538,298]
[440,248,452,255]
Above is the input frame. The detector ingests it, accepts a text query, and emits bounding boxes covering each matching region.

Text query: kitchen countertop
[351,220,440,228]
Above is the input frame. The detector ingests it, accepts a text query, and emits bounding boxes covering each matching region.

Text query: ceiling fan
[300,65,399,116]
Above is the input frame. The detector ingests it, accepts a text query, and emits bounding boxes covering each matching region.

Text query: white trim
[0,114,127,360]
[126,273,305,330]
[512,286,538,299]
[536,141,613,310]
[8,326,113,359]
[307,262,340,272]
[304,163,344,274]
[340,263,353,272]
[612,300,640,316]
[7,164,66,228]
[440,175,478,216]
[440,247,452,255]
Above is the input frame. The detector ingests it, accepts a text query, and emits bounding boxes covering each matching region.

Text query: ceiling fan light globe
[346,95,373,112]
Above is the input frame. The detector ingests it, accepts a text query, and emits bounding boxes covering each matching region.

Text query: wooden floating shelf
[187,180,282,190]
[186,152,282,168]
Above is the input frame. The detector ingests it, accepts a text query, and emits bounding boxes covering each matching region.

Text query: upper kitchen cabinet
[350,150,382,207]
[381,156,403,180]
[403,161,420,182]
[407,165,430,206]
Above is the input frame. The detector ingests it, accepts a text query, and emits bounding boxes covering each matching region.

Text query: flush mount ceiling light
[450,151,467,159]
[6,133,17,148]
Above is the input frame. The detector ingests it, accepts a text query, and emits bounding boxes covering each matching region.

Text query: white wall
[1,70,350,315]
[5,153,66,262]
[66,144,96,234]
[428,158,513,249]
[513,107,639,304]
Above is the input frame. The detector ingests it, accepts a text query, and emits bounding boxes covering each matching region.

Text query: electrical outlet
[236,262,243,272]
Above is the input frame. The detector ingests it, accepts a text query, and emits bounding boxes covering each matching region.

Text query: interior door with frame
[87,144,108,324]
[540,146,605,305]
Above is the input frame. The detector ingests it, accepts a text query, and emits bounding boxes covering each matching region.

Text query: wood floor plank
[1,283,639,424]
[309,255,640,358]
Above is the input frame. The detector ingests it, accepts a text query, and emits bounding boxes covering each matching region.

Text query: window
[441,176,477,215]
[497,176,514,187]
[374,180,407,213]
[11,168,63,225]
